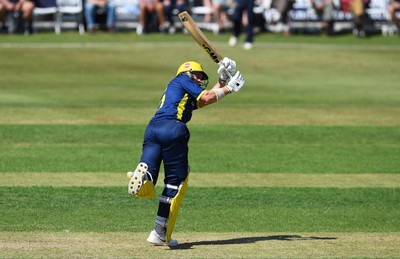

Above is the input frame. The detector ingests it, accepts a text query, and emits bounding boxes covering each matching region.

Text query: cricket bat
[178,11,223,64]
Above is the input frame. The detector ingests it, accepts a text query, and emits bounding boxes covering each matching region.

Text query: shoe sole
[147,239,165,246]
[146,231,178,246]
[128,163,148,195]
[147,238,178,247]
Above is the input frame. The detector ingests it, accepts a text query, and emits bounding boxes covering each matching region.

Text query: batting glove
[218,57,237,81]
[226,71,245,93]
[221,57,237,74]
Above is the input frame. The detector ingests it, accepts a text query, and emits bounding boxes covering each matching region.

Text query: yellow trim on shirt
[196,90,206,108]
[158,93,166,110]
[177,93,189,120]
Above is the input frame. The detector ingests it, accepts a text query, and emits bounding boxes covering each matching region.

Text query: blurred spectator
[210,0,230,33]
[203,0,212,22]
[388,0,400,31]
[137,0,164,34]
[0,0,35,34]
[310,0,335,35]
[163,0,186,34]
[121,0,140,17]
[228,0,257,50]
[85,0,117,33]
[271,0,295,36]
[340,0,368,37]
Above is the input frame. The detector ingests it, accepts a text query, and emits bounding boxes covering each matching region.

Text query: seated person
[271,0,296,36]
[122,0,140,17]
[0,0,35,34]
[210,0,230,33]
[203,0,212,23]
[137,0,163,34]
[340,0,368,37]
[162,0,186,34]
[310,0,335,35]
[85,0,117,33]
[388,0,400,30]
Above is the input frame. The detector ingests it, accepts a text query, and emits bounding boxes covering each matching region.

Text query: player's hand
[226,71,245,93]
[218,57,237,81]
[221,57,236,74]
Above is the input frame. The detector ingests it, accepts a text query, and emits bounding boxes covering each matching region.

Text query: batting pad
[166,175,189,242]
[135,180,155,199]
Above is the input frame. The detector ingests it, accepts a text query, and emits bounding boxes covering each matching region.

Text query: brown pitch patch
[0,232,399,258]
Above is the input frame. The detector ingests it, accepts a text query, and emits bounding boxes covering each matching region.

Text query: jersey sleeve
[195,90,206,109]
[177,75,205,99]
[177,75,207,109]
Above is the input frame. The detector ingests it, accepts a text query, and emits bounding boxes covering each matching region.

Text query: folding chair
[114,0,140,30]
[56,0,85,34]
[33,0,58,33]
[366,0,394,35]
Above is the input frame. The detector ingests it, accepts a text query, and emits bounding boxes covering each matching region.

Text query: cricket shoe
[146,230,178,247]
[243,42,253,50]
[127,163,148,195]
[228,36,238,47]
[136,25,143,35]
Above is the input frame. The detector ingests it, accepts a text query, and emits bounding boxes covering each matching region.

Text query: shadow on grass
[171,235,337,250]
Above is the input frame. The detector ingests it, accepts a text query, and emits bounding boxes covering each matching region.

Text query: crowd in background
[1,0,399,42]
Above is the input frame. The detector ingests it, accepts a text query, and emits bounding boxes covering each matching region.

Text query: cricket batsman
[127,57,245,246]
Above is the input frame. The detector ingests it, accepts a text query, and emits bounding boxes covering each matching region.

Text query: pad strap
[159,195,172,204]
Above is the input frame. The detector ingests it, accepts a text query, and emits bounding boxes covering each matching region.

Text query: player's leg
[164,174,189,242]
[127,162,156,198]
[147,174,188,246]
[127,122,162,198]
[229,2,244,46]
[243,0,255,48]
[147,120,190,246]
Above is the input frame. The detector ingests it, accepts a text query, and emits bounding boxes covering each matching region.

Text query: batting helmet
[176,61,209,88]
[176,61,208,77]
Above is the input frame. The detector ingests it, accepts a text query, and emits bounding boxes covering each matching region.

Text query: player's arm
[198,83,231,108]
[198,71,245,108]
[197,57,245,107]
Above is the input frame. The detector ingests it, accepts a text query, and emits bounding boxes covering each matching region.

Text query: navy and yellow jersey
[151,74,206,124]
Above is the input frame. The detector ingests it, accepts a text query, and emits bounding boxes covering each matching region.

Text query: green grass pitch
[0,31,399,258]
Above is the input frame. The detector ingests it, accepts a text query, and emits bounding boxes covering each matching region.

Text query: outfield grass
[0,32,399,258]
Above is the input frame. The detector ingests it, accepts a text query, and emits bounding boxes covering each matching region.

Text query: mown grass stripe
[1,107,399,125]
[1,172,400,188]
[1,125,399,173]
[1,187,399,232]
[1,41,400,51]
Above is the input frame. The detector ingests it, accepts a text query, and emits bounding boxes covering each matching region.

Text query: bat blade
[179,11,223,64]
